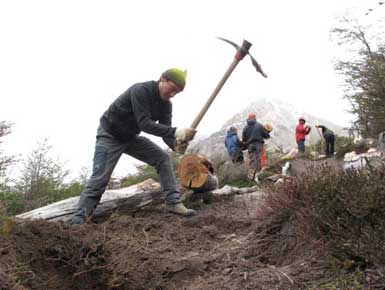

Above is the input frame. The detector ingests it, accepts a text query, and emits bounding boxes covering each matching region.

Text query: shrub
[121,164,158,187]
[335,139,371,159]
[260,164,385,268]
[0,189,25,216]
[253,164,385,288]
[306,167,385,267]
[45,181,84,203]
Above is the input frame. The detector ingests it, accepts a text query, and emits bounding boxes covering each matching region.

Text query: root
[268,265,294,284]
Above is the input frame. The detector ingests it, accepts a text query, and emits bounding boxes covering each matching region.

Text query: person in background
[225,126,244,164]
[295,117,311,154]
[260,123,273,171]
[71,68,197,225]
[261,144,266,169]
[242,113,271,181]
[315,125,335,157]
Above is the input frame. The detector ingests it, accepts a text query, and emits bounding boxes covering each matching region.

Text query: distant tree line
[0,121,14,178]
[0,124,89,215]
[332,17,385,138]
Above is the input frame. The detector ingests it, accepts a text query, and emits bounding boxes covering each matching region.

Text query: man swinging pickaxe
[176,37,267,153]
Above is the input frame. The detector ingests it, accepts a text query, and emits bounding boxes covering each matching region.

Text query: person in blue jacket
[225,126,244,164]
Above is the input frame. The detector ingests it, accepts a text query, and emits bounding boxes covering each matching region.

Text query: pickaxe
[190,37,267,130]
[315,125,325,153]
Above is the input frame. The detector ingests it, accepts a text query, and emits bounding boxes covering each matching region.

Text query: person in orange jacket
[295,117,311,153]
[260,123,273,170]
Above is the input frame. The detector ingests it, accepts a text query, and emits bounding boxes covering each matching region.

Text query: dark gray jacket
[100,81,176,149]
[242,119,270,146]
[318,125,334,137]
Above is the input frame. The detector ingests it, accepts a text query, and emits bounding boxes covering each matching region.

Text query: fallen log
[16,179,260,223]
[16,179,161,223]
[211,185,261,196]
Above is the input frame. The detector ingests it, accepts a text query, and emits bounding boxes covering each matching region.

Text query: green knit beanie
[161,68,187,90]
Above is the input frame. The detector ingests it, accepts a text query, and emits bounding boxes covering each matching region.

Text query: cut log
[16,179,161,223]
[177,154,218,192]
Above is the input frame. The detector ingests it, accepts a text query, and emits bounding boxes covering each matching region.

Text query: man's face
[159,79,182,101]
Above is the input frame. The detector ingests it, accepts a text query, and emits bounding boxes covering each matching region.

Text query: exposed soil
[0,192,321,290]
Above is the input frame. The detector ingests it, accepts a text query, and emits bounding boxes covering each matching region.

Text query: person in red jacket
[295,117,311,153]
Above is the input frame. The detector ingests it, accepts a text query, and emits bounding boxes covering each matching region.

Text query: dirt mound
[1,195,317,290]
[0,220,108,290]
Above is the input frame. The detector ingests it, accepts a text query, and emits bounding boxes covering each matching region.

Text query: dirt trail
[3,195,293,290]
[2,160,338,290]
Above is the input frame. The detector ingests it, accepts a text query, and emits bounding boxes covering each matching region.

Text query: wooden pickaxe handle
[190,39,252,130]
[315,127,325,145]
[315,126,326,154]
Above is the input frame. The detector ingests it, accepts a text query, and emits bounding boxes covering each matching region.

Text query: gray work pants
[73,126,180,221]
[248,142,264,172]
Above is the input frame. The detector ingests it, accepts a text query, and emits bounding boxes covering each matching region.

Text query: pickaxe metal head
[217,37,268,78]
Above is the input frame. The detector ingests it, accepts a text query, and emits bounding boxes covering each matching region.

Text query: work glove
[305,125,311,134]
[175,140,189,154]
[175,127,197,143]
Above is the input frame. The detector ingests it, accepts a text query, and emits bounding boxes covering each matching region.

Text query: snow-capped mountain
[190,98,347,158]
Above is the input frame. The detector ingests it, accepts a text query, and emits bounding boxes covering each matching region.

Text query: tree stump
[177,154,218,192]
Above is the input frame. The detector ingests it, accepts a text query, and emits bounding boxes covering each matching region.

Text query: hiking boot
[248,168,257,180]
[165,202,196,217]
[69,216,86,225]
[254,175,260,184]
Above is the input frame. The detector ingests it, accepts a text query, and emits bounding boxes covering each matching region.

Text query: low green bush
[0,190,25,216]
[121,164,158,187]
[335,140,371,159]
[305,166,385,267]
[279,165,385,267]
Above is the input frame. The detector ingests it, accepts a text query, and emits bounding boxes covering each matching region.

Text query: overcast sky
[0,0,383,179]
